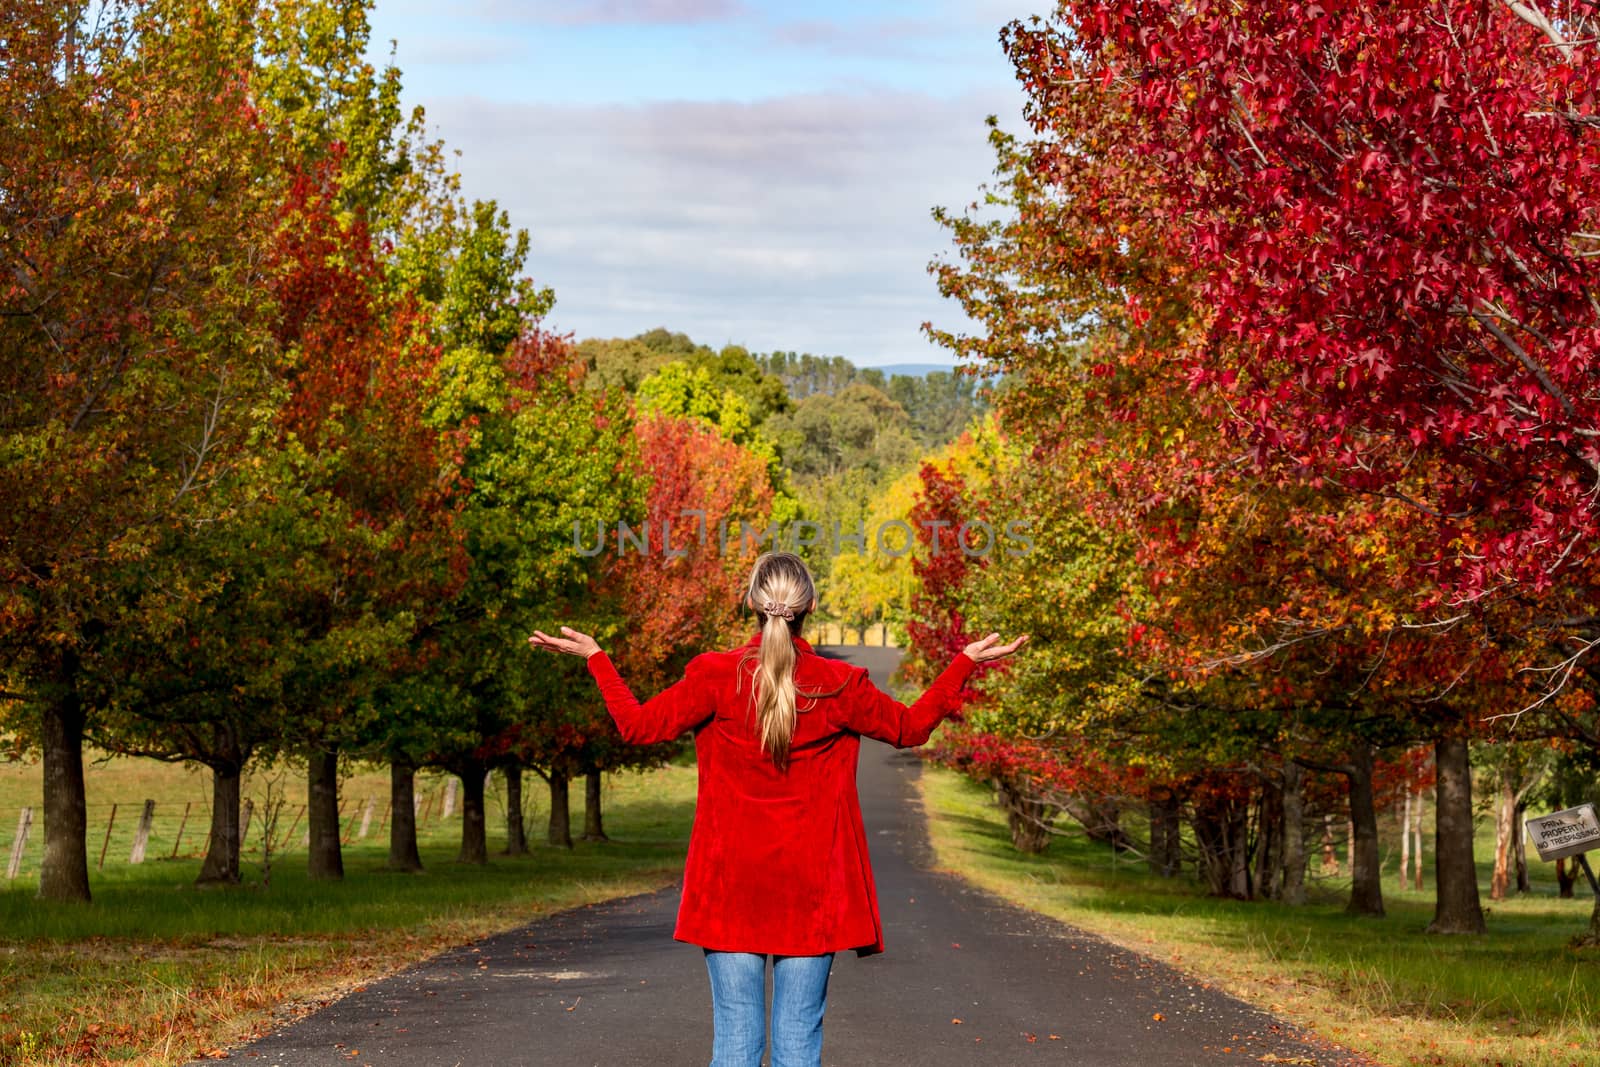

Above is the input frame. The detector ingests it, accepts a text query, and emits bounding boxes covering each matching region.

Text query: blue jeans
[703,949,834,1067]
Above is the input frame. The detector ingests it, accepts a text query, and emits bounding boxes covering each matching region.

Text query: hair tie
[761,599,795,621]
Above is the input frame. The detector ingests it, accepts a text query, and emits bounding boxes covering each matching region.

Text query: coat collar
[741,630,814,654]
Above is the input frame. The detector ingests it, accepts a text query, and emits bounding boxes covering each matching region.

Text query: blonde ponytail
[737,551,842,771]
[754,608,800,768]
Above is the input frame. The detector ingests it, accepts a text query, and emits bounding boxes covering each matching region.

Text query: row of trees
[905,0,1600,943]
[0,0,776,900]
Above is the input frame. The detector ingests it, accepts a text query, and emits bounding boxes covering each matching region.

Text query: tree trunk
[548,771,573,848]
[1092,798,1134,852]
[996,776,1056,853]
[1192,792,1250,899]
[1584,889,1600,948]
[39,682,91,902]
[307,747,344,881]
[457,768,488,864]
[1158,794,1182,876]
[1428,736,1485,934]
[1228,802,1251,899]
[1514,798,1530,894]
[1490,773,1514,901]
[197,758,244,885]
[1557,857,1577,899]
[1256,780,1282,901]
[1148,798,1169,876]
[1398,791,1412,892]
[1281,761,1307,906]
[503,766,529,856]
[582,769,608,842]
[1575,858,1600,947]
[387,759,423,872]
[1062,795,1132,851]
[1193,804,1225,896]
[1346,744,1385,917]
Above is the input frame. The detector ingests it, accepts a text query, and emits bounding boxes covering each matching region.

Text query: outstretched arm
[834,632,1028,749]
[529,627,714,745]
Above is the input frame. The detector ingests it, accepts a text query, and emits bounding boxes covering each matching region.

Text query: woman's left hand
[528,626,602,659]
[962,632,1029,663]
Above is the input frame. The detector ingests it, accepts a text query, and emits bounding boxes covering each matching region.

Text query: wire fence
[3,772,493,881]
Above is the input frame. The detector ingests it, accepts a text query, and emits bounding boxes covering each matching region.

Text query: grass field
[0,753,698,1066]
[916,764,1600,1067]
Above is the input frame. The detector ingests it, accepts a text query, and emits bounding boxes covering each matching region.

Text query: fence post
[278,804,305,853]
[7,808,33,879]
[442,778,457,819]
[129,800,156,864]
[171,801,192,859]
[98,803,118,870]
[358,796,375,840]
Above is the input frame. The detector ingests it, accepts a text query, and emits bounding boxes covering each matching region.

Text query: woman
[528,550,1026,1067]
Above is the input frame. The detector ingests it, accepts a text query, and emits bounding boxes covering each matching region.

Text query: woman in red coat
[529,550,1026,1067]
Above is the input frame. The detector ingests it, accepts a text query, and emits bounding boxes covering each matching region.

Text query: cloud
[403,34,528,66]
[422,88,1020,363]
[765,17,950,59]
[475,0,747,26]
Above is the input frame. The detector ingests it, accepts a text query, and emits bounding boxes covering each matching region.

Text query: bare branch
[1502,0,1576,59]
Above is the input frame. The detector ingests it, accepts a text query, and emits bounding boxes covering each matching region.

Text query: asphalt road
[218,646,1374,1067]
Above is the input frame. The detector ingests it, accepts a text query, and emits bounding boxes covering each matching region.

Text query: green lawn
[0,753,698,1067]
[916,764,1600,1067]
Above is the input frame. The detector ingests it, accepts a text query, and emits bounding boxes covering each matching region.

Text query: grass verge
[0,757,697,1067]
[916,763,1600,1067]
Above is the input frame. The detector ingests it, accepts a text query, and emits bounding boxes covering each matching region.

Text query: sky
[364,0,1049,368]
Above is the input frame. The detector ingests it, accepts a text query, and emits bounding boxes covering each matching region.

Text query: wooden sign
[1525,803,1600,863]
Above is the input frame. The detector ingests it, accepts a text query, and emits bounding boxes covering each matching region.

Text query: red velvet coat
[585,632,977,958]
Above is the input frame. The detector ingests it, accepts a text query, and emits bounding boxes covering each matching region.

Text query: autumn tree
[420,319,641,863]
[563,408,778,841]
[923,11,1537,926]
[1008,0,1600,601]
[0,0,280,901]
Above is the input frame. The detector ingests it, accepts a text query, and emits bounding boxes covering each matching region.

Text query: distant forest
[574,328,997,634]
[575,327,991,481]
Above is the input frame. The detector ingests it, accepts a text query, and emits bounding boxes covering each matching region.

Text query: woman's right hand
[962,632,1029,663]
[528,626,602,659]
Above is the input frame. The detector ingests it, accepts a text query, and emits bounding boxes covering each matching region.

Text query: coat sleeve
[586,651,716,745]
[831,653,977,748]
